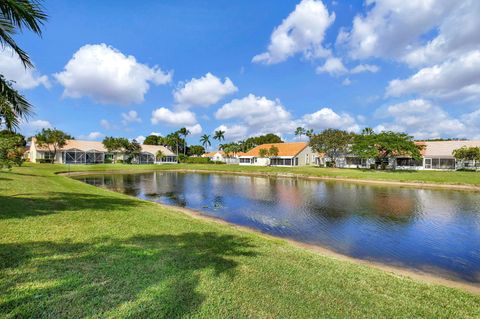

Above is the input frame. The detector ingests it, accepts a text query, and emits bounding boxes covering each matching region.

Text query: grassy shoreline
[1,164,480,318]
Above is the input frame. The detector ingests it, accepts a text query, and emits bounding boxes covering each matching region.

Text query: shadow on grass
[0,192,142,219]
[0,232,257,318]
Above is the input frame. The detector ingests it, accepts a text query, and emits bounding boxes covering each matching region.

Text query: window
[43,152,55,160]
[346,157,366,166]
[430,158,455,169]
[239,158,251,164]
[270,158,293,166]
[396,158,423,167]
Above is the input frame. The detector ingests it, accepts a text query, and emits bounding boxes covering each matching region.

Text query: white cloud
[316,57,348,76]
[316,59,380,77]
[186,124,203,135]
[0,48,50,90]
[173,73,237,108]
[350,64,379,74]
[386,51,480,101]
[132,135,146,144]
[252,0,335,64]
[342,78,352,86]
[374,99,475,139]
[55,43,172,105]
[79,131,104,141]
[151,107,197,126]
[150,132,162,136]
[301,108,360,132]
[20,119,52,135]
[121,110,142,125]
[215,94,296,137]
[402,1,480,67]
[341,0,457,60]
[214,124,248,141]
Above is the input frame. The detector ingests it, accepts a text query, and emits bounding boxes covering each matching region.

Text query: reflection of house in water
[372,192,416,220]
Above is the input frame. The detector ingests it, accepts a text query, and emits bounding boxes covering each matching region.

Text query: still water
[75,171,480,283]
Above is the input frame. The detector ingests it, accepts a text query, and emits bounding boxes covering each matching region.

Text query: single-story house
[29,138,177,164]
[202,150,246,164]
[320,140,480,170]
[239,142,316,166]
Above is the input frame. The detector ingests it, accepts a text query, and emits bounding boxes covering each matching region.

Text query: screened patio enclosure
[64,149,105,164]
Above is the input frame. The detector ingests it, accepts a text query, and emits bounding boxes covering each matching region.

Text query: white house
[318,140,480,170]
[202,150,246,164]
[239,142,316,166]
[29,138,177,164]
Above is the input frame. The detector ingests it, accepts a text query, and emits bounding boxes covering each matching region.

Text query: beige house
[239,142,316,166]
[29,138,177,164]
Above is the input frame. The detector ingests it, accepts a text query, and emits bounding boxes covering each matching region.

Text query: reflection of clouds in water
[77,171,480,283]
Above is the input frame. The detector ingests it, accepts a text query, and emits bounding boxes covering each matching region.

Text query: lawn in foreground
[0,164,479,318]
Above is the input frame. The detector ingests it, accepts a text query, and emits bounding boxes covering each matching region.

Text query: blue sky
[2,0,480,145]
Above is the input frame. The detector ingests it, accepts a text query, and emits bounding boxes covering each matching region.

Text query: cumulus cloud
[374,99,476,139]
[55,43,172,105]
[132,135,146,144]
[341,0,457,60]
[214,124,248,141]
[316,58,379,76]
[100,119,113,130]
[316,57,348,76]
[252,0,335,64]
[121,110,142,125]
[20,119,52,135]
[301,108,360,132]
[173,73,237,108]
[151,107,197,126]
[0,48,50,90]
[79,131,104,141]
[186,123,203,135]
[386,51,480,101]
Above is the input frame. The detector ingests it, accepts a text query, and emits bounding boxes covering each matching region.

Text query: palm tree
[362,127,374,135]
[178,127,190,155]
[295,127,306,139]
[200,134,211,151]
[156,150,164,163]
[306,129,314,139]
[213,130,225,144]
[0,1,47,131]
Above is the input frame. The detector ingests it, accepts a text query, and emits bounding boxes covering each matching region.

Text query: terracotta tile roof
[202,151,247,157]
[242,142,308,157]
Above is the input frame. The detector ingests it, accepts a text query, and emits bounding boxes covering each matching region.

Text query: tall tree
[0,132,25,168]
[178,127,190,155]
[295,127,306,139]
[188,145,205,156]
[124,139,142,164]
[352,130,422,169]
[102,136,128,163]
[0,0,47,130]
[453,146,480,167]
[143,135,160,145]
[200,134,211,151]
[166,132,181,156]
[309,129,354,167]
[268,145,279,157]
[35,128,71,163]
[213,130,225,144]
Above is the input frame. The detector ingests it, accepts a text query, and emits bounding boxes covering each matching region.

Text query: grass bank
[52,162,480,187]
[1,164,479,318]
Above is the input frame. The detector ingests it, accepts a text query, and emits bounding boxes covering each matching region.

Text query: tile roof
[242,142,308,157]
[421,140,480,157]
[33,139,175,156]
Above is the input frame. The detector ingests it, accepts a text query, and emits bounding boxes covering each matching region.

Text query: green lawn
[1,164,479,318]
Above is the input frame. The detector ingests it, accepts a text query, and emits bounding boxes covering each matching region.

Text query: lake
[74,171,480,283]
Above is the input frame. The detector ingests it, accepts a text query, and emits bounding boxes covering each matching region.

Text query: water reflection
[76,172,480,283]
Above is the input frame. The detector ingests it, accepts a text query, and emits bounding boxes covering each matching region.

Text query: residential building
[318,140,480,170]
[239,142,316,166]
[202,150,246,164]
[29,138,177,164]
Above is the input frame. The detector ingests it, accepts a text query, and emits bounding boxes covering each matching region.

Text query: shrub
[184,157,212,164]
[117,160,124,164]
